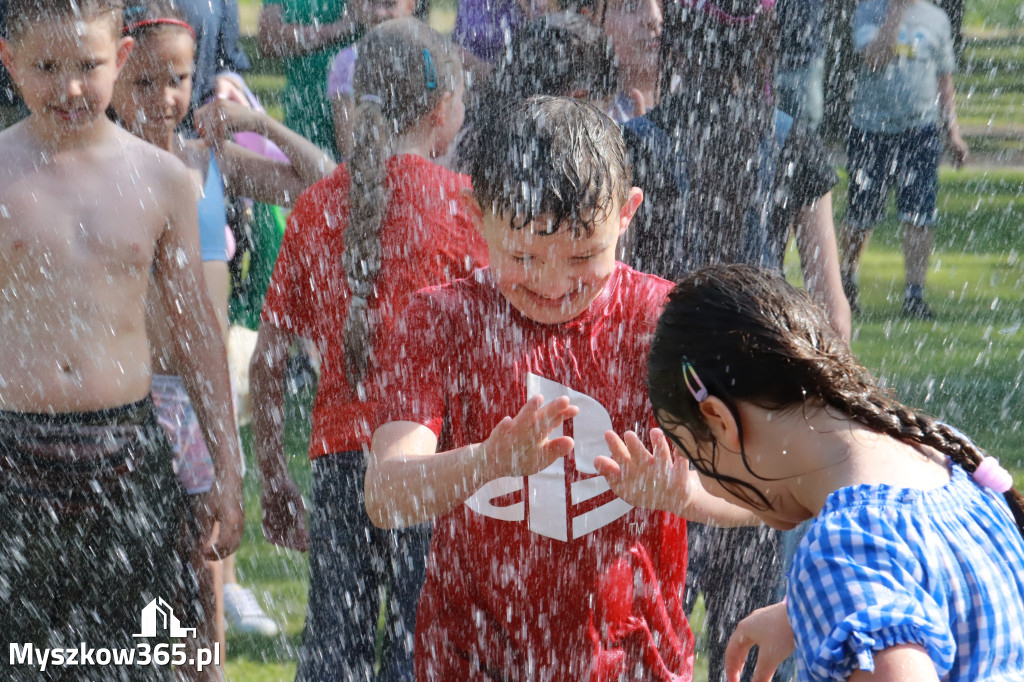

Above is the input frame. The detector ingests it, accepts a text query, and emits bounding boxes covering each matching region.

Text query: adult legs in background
[895,125,942,319]
[839,127,895,314]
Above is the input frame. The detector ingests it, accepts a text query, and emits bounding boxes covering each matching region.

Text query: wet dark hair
[5,0,124,40]
[648,263,1024,539]
[655,0,778,264]
[467,95,631,236]
[457,13,617,173]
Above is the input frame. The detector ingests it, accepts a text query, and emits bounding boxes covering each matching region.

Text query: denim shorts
[845,124,942,229]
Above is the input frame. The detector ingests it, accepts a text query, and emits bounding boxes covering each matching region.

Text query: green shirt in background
[264,0,355,157]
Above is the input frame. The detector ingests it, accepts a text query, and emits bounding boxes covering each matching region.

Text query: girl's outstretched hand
[596,428,695,514]
[480,395,579,480]
[195,99,261,149]
[724,601,795,682]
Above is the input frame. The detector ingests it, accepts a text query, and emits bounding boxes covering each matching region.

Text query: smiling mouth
[53,106,90,121]
[520,288,585,308]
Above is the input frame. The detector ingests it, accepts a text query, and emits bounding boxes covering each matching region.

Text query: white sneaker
[223,584,279,636]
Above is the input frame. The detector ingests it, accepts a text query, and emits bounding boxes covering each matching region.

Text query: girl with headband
[110,2,335,677]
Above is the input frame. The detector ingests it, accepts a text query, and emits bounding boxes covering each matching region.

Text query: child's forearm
[250,325,290,484]
[258,4,353,59]
[670,488,762,527]
[366,430,493,528]
[216,108,336,206]
[860,0,912,69]
[252,113,337,188]
[938,74,960,133]
[180,331,242,488]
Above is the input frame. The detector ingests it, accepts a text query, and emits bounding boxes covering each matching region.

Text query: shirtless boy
[0,1,242,677]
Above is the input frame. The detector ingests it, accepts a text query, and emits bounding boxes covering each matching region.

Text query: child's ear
[432,91,454,125]
[699,397,742,453]
[460,187,485,236]
[0,38,18,81]
[617,187,644,236]
[115,36,135,72]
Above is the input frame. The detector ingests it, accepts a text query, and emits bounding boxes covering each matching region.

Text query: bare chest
[0,169,164,291]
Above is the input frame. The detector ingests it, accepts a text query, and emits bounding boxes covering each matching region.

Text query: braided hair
[647,263,1024,539]
[341,18,462,389]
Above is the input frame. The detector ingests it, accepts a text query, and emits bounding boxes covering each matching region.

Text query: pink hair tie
[973,456,1014,494]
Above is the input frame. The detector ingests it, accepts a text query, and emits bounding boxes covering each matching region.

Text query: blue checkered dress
[788,463,1024,680]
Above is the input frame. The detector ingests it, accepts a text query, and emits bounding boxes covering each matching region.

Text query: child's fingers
[511,394,544,427]
[593,454,622,480]
[723,628,756,682]
[650,427,673,463]
[603,430,634,467]
[622,430,655,465]
[535,398,577,435]
[546,435,575,460]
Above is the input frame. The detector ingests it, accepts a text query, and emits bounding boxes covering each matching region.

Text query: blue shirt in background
[850,0,956,133]
[177,0,252,109]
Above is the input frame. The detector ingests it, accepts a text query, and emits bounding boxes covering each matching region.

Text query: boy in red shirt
[366,95,759,680]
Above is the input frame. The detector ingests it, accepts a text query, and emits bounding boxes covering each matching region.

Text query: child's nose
[530,267,575,298]
[62,77,85,99]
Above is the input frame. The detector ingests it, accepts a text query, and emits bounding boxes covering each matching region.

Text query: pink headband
[681,0,776,26]
[973,456,1014,494]
[123,18,195,39]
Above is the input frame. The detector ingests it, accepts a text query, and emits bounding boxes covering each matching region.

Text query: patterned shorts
[152,374,216,495]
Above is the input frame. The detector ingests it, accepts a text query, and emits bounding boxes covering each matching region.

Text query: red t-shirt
[261,155,488,458]
[379,263,694,681]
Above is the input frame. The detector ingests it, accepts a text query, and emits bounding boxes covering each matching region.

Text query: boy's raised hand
[480,395,578,479]
[596,428,694,513]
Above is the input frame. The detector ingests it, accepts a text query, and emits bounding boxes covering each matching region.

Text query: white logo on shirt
[464,373,633,541]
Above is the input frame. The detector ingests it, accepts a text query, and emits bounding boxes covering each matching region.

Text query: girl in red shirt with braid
[250,18,486,682]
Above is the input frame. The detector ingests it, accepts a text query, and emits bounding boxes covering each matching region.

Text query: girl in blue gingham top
[606,264,1024,681]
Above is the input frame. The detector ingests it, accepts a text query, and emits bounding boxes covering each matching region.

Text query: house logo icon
[133,598,197,639]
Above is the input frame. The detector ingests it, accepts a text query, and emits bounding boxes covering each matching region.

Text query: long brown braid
[341,18,462,390]
[647,264,1024,540]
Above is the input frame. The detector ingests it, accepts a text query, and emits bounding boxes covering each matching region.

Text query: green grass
[220,4,1024,680]
[966,0,1024,32]
[958,37,1024,140]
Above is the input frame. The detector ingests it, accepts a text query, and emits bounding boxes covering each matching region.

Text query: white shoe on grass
[223,584,279,636]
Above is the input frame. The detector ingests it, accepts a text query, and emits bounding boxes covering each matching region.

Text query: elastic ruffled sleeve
[788,513,956,680]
